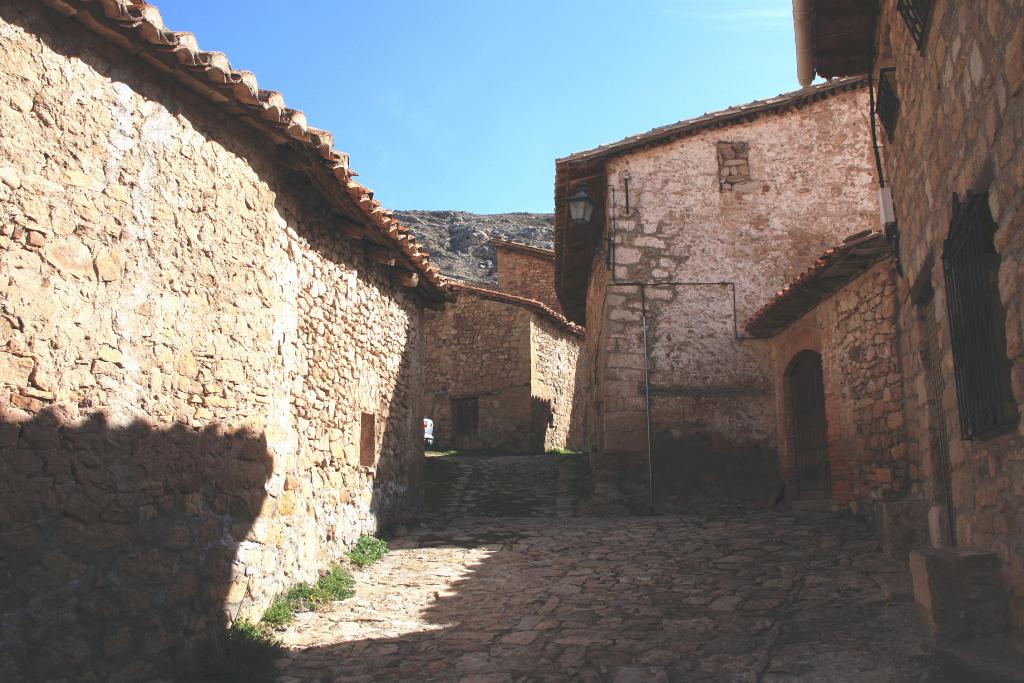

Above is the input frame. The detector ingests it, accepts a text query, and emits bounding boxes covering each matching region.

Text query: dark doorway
[452,396,479,448]
[789,350,831,499]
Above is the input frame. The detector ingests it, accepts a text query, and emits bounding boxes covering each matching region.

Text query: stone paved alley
[271,452,1002,682]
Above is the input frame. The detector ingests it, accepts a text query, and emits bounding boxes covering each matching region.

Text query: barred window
[942,192,1018,439]
[897,0,935,51]
[877,68,900,141]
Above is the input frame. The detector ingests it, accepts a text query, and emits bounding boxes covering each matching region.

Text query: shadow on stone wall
[0,407,273,681]
[0,5,421,680]
[564,325,593,456]
[650,431,782,512]
[532,396,554,453]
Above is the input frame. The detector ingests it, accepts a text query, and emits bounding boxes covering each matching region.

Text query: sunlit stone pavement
[273,453,971,682]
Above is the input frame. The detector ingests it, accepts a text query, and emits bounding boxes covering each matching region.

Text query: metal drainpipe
[640,284,655,514]
[793,0,816,87]
[605,176,761,512]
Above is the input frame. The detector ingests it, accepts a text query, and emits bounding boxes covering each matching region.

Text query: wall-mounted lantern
[567,182,595,225]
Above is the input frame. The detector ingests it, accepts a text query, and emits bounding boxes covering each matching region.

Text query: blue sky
[156,1,799,213]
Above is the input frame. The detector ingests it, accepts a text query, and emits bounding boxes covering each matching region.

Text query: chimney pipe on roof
[793,0,815,86]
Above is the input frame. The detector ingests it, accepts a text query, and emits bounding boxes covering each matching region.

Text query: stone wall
[495,241,562,313]
[768,260,909,508]
[580,88,879,509]
[873,0,1024,638]
[423,293,532,451]
[0,2,425,678]
[423,287,581,453]
[530,317,581,451]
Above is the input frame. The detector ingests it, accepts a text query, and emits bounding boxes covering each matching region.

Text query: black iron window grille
[877,68,900,140]
[897,0,934,50]
[943,192,1018,439]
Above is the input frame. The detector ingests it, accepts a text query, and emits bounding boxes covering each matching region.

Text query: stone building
[0,0,446,678]
[791,0,1024,644]
[746,232,908,513]
[424,242,582,453]
[554,79,879,510]
[493,238,563,313]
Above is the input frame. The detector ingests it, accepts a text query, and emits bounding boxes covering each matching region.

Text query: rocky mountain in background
[393,210,555,285]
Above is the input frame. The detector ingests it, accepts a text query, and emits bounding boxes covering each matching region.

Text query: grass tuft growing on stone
[316,563,356,600]
[202,618,283,682]
[227,618,282,650]
[261,596,295,627]
[284,582,319,613]
[261,564,356,628]
[347,535,389,568]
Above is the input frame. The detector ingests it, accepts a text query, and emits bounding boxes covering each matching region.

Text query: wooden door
[789,351,830,499]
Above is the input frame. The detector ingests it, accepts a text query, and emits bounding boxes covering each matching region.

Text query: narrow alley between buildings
[4,2,1024,680]
[272,452,982,682]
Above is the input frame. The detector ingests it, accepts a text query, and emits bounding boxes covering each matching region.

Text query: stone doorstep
[910,547,1011,644]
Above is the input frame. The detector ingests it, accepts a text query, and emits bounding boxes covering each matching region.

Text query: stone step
[910,547,1010,643]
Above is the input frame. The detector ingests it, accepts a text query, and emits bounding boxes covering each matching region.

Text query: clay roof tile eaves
[41,0,444,298]
[745,231,892,338]
[450,282,584,337]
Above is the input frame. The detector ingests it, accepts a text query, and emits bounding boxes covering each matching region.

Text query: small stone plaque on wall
[717,141,751,190]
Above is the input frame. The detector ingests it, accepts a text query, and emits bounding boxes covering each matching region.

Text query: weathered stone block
[41,236,93,279]
[93,248,125,282]
[910,547,1010,643]
[0,353,34,387]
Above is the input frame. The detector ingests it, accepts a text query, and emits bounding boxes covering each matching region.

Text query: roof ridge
[558,76,868,165]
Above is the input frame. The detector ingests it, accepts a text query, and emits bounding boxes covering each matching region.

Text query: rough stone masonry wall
[0,2,424,679]
[577,242,632,505]
[874,0,1024,638]
[497,246,563,313]
[591,89,878,507]
[769,260,909,509]
[530,317,581,451]
[423,293,534,451]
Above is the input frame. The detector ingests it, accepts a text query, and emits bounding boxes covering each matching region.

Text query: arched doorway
[788,350,830,500]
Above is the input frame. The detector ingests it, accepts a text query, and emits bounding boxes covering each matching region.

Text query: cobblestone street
[274,453,974,682]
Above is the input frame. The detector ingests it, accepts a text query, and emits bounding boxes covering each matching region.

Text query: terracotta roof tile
[40,0,448,300]
[745,231,893,338]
